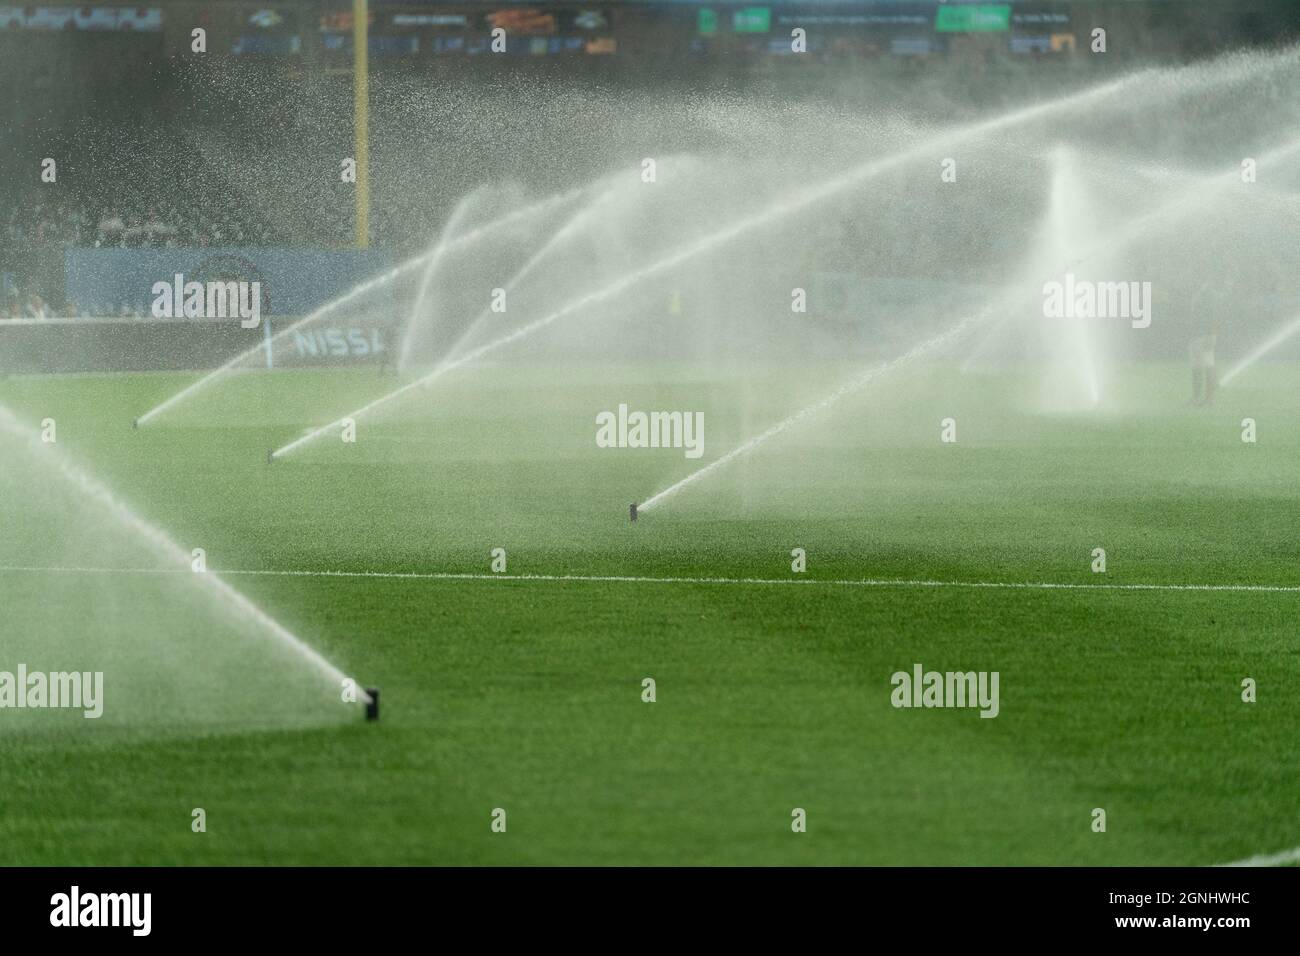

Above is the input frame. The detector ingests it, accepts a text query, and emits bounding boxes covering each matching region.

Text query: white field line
[7,554,1290,865]
[0,405,370,706]
[1216,845,1300,867]
[2,565,1300,593]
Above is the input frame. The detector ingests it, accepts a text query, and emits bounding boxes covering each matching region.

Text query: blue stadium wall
[64,247,394,318]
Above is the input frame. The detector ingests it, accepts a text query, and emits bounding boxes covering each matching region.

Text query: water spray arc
[1221,312,1300,386]
[959,134,1300,376]
[396,187,490,373]
[0,403,378,719]
[425,184,625,374]
[638,307,996,513]
[133,185,590,428]
[268,67,1194,462]
[637,131,1300,515]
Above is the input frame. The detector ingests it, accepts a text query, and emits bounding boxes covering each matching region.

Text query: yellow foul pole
[353,0,370,249]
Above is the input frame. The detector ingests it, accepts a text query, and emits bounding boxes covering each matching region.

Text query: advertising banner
[65,247,394,319]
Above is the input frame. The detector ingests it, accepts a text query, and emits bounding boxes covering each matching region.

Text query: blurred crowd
[6,196,281,251]
[0,192,288,317]
[0,289,58,319]
[0,288,151,319]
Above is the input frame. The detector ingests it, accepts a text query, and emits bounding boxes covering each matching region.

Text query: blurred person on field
[1187,323,1220,407]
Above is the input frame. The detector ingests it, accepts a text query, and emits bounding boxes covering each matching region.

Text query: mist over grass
[0,403,364,739]
[2,363,1298,863]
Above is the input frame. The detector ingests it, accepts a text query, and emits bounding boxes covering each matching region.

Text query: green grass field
[2,360,1298,865]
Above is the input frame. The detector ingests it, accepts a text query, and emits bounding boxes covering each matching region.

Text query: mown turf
[1,361,1298,865]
